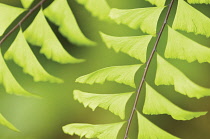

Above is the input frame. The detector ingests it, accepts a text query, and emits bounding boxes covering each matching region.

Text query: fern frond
[63,122,125,139]
[20,0,34,8]
[74,90,134,119]
[145,0,166,6]
[137,111,180,139]
[143,83,207,120]
[76,0,111,20]
[0,50,38,98]
[0,4,25,36]
[165,26,210,63]
[4,29,63,83]
[44,0,96,46]
[109,7,165,35]
[0,113,19,132]
[187,0,210,4]
[76,64,141,88]
[172,0,210,37]
[24,9,84,64]
[100,32,152,63]
[156,54,210,99]
[65,0,210,138]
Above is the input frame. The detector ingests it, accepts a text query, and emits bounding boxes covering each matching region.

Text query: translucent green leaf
[0,4,25,36]
[74,90,134,119]
[63,122,125,139]
[137,111,180,139]
[44,0,96,46]
[24,9,84,64]
[143,83,207,120]
[109,7,165,35]
[172,0,210,37]
[76,0,111,20]
[100,32,152,63]
[0,50,38,97]
[165,26,210,63]
[0,113,19,132]
[76,64,141,88]
[145,0,166,6]
[155,54,210,99]
[20,0,34,8]
[187,0,210,4]
[4,29,63,83]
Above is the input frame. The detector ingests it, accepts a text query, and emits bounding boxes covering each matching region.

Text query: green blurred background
[0,0,210,139]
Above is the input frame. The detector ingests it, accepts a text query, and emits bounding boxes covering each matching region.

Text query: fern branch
[0,0,47,45]
[123,0,175,138]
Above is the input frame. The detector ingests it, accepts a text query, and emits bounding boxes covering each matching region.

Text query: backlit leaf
[24,9,84,64]
[44,0,96,46]
[74,90,134,119]
[0,50,38,97]
[155,54,210,99]
[187,0,210,4]
[4,29,63,83]
[137,111,180,139]
[63,122,125,139]
[20,0,34,8]
[0,4,25,36]
[145,0,166,6]
[165,26,210,63]
[76,0,111,20]
[172,0,210,37]
[109,7,164,35]
[143,83,207,120]
[76,64,141,88]
[0,113,19,132]
[100,32,152,63]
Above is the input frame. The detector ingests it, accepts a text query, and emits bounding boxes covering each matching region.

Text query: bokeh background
[0,0,210,139]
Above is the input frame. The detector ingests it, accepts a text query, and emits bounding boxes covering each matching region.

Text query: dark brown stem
[123,0,175,138]
[0,0,47,45]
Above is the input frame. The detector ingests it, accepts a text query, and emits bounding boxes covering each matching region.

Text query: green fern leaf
[172,0,210,37]
[74,90,134,119]
[44,0,96,46]
[76,64,141,88]
[24,9,84,64]
[76,0,111,20]
[63,122,125,139]
[109,7,164,35]
[156,54,210,99]
[0,4,25,36]
[145,0,166,6]
[100,32,152,63]
[0,113,19,132]
[0,49,38,97]
[165,26,210,63]
[137,111,180,139]
[143,83,207,120]
[4,29,63,83]
[187,0,210,4]
[20,0,34,8]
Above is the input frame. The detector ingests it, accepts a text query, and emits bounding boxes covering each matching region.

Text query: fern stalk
[0,0,47,45]
[123,0,175,138]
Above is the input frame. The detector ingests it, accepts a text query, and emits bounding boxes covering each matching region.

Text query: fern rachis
[123,0,175,138]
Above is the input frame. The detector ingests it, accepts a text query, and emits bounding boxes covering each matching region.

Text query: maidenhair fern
[0,0,95,131]
[63,0,210,139]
